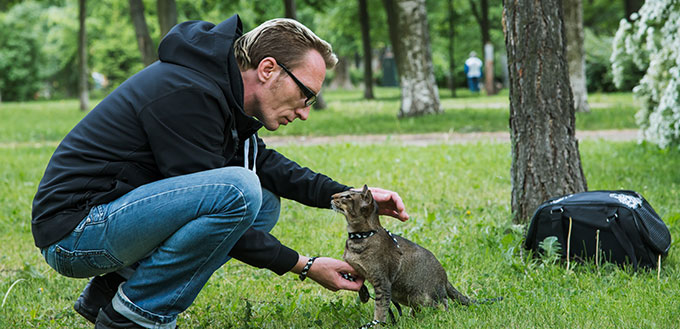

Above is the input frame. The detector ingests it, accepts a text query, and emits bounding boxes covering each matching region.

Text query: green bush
[0,2,44,101]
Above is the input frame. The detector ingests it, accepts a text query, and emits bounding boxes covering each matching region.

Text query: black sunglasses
[277,62,318,107]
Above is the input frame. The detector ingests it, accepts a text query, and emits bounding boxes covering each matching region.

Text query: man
[32,16,409,329]
[464,51,483,92]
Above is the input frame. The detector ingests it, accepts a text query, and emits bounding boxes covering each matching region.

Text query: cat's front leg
[371,279,392,324]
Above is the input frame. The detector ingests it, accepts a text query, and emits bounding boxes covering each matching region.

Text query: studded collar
[348,228,400,248]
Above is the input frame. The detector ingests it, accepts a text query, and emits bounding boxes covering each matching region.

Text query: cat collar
[348,230,377,239]
[348,229,400,248]
[359,320,387,328]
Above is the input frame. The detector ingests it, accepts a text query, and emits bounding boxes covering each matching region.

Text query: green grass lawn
[1,93,677,328]
[1,139,678,328]
[0,88,638,143]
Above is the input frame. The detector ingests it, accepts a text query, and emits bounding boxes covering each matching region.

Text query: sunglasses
[278,62,318,107]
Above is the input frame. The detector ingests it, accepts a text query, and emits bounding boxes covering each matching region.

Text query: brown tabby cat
[332,185,474,327]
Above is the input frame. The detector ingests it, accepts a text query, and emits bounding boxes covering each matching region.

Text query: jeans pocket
[52,245,123,278]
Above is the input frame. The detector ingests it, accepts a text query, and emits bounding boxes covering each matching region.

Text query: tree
[78,0,89,111]
[382,0,441,117]
[611,1,680,150]
[469,0,496,95]
[562,0,590,112]
[447,0,456,96]
[503,0,588,223]
[157,0,177,40]
[358,0,374,99]
[284,0,297,20]
[129,0,157,67]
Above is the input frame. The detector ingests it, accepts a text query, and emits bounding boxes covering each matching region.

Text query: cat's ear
[362,185,373,200]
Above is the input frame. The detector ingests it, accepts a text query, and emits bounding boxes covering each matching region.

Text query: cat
[332,185,479,327]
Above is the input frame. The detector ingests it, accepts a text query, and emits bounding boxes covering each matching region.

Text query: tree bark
[503,0,588,223]
[129,0,157,67]
[284,0,297,20]
[358,0,374,99]
[383,0,441,117]
[157,0,177,40]
[447,0,456,97]
[78,0,89,112]
[563,0,590,112]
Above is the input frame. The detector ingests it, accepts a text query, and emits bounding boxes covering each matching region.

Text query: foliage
[611,0,680,150]
[0,2,45,101]
[0,0,648,101]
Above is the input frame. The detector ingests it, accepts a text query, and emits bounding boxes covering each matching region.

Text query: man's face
[253,50,326,131]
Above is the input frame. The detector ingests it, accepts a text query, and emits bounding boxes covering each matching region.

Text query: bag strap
[550,206,567,256]
[609,215,639,271]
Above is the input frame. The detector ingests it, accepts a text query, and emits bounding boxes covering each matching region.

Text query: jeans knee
[220,167,261,224]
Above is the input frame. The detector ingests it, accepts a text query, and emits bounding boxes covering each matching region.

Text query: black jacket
[31,15,348,275]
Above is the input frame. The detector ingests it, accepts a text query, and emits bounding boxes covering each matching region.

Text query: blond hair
[234,18,337,71]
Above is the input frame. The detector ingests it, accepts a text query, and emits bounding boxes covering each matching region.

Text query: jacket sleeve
[254,136,351,209]
[138,89,227,177]
[228,227,299,275]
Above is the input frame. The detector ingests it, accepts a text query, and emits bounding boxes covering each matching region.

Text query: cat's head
[331,185,378,225]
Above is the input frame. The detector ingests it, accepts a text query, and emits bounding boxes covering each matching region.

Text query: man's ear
[256,57,277,83]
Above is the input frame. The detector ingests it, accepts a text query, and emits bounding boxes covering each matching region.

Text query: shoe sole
[74,298,98,324]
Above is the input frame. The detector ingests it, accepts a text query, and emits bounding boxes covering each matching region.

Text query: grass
[1,139,679,328]
[0,88,638,143]
[1,92,678,328]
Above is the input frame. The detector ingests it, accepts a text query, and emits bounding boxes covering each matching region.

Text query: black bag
[524,190,671,270]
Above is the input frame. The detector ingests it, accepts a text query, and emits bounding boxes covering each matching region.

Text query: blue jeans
[467,77,480,92]
[41,167,280,328]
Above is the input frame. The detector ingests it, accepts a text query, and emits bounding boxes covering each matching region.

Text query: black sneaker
[74,273,124,323]
[95,303,144,329]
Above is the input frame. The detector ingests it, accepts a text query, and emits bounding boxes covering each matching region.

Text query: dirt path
[1,129,638,149]
[262,129,639,147]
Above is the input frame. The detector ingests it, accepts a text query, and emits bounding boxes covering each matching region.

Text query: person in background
[464,51,483,92]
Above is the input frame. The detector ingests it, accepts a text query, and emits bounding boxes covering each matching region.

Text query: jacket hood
[158,15,244,104]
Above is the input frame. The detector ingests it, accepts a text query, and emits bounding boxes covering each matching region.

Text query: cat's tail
[446,282,503,306]
[445,282,472,306]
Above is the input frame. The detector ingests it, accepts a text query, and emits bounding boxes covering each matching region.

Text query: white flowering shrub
[611,1,680,149]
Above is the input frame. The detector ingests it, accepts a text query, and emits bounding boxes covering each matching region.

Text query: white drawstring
[243,135,257,173]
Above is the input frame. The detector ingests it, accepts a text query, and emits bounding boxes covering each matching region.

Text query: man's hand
[293,256,364,291]
[353,187,410,222]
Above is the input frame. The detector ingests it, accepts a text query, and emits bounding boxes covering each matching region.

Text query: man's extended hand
[294,256,365,292]
[354,187,409,222]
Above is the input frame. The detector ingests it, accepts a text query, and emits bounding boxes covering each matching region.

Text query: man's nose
[296,106,310,121]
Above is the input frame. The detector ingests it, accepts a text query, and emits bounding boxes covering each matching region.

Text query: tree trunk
[157,0,177,40]
[447,0,456,97]
[383,0,441,117]
[623,0,644,21]
[503,0,588,223]
[129,0,157,67]
[284,0,297,20]
[78,0,89,112]
[470,0,495,95]
[358,0,374,99]
[563,0,590,113]
[329,56,353,90]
